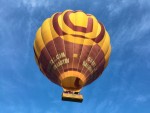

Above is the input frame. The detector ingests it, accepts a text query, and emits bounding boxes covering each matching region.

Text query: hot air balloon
[33,10,111,102]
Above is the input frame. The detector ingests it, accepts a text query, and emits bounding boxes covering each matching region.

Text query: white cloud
[140,14,150,32]
[111,13,150,51]
[17,0,65,11]
[0,102,42,113]
[135,95,147,102]
[20,0,51,8]
[138,0,150,7]
[107,0,150,16]
[107,0,135,16]
[95,100,119,113]
[135,95,150,103]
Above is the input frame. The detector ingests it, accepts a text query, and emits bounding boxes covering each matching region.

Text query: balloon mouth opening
[61,76,84,91]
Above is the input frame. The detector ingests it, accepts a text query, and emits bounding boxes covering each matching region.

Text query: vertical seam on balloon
[81,20,103,85]
[85,31,110,86]
[34,32,46,72]
[64,11,72,88]
[60,12,66,76]
[61,11,70,87]
[38,28,60,84]
[49,15,65,80]
[41,20,61,84]
[70,10,74,89]
[84,43,106,85]
[59,11,69,88]
[84,50,104,86]
[53,12,67,78]
[40,37,59,84]
[76,11,89,76]
[72,11,76,88]
[33,40,46,75]
[79,14,98,81]
[83,22,106,85]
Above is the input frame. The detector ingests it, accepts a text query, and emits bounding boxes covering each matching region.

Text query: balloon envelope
[33,10,111,92]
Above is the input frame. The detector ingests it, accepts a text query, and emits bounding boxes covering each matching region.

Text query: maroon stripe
[86,17,93,32]
[63,11,93,33]
[39,48,50,70]
[93,22,105,43]
[53,13,67,36]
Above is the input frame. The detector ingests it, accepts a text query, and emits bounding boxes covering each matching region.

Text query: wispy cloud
[139,14,150,32]
[135,95,150,103]
[107,0,150,16]
[20,0,53,10]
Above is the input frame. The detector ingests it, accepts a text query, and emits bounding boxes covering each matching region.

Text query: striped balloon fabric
[33,10,111,92]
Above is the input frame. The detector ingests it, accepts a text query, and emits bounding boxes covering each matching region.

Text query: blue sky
[0,0,150,113]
